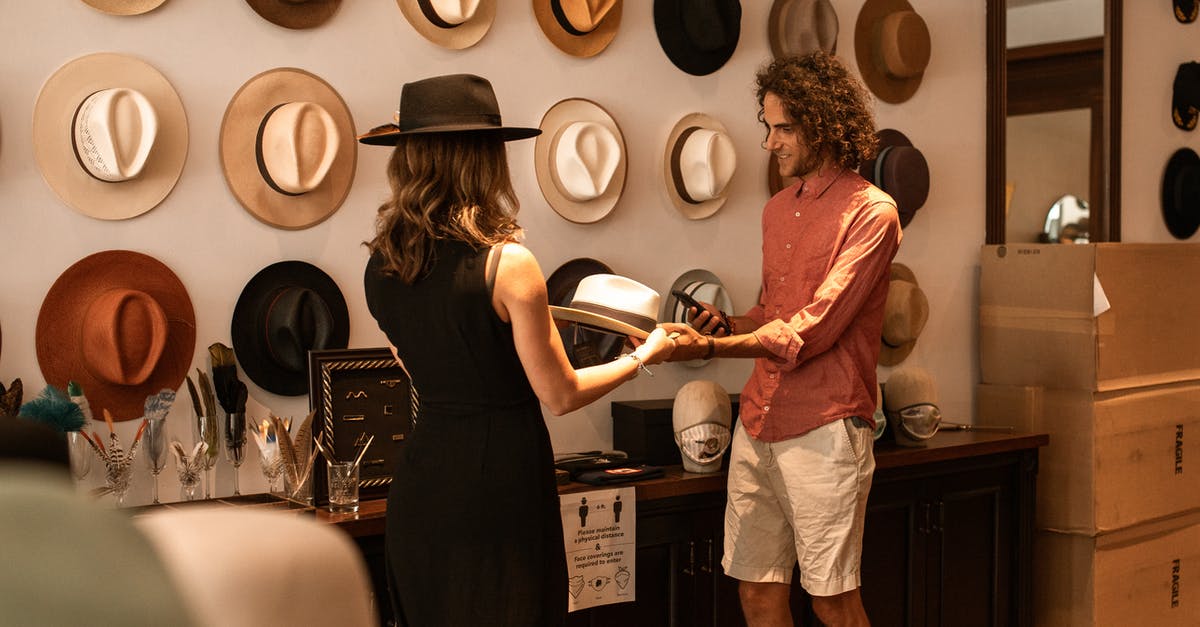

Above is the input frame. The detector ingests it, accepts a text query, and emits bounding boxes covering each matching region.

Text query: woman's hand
[634,327,677,365]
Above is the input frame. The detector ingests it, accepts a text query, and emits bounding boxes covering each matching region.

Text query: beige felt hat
[663,113,737,220]
[245,0,341,29]
[399,0,496,50]
[220,67,357,230]
[768,0,839,59]
[533,0,623,58]
[33,52,188,220]
[82,0,168,16]
[549,273,659,340]
[855,0,931,104]
[534,98,626,224]
[878,263,929,366]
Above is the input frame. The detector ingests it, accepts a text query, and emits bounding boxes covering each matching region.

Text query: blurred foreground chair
[135,505,377,627]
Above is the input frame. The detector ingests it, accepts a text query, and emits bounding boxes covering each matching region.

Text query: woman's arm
[492,243,674,416]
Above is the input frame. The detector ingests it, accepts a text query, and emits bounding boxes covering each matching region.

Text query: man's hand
[660,323,713,362]
[686,301,731,337]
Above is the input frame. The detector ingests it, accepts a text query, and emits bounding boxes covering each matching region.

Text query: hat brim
[36,250,196,422]
[768,0,839,59]
[654,0,741,76]
[83,0,167,15]
[663,112,733,220]
[220,67,357,230]
[533,0,623,58]
[534,98,627,224]
[854,0,927,104]
[230,261,350,396]
[398,0,495,49]
[549,306,650,340]
[545,258,625,367]
[1161,148,1200,239]
[33,53,189,220]
[878,262,922,366]
[662,269,733,368]
[245,0,340,29]
[858,128,928,227]
[356,123,540,146]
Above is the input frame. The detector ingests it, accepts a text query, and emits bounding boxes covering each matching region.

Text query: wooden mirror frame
[986,0,1123,244]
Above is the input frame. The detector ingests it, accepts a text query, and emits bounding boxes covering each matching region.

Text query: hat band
[572,301,656,333]
[255,103,303,197]
[400,111,502,133]
[670,126,702,204]
[550,0,588,36]
[416,0,463,29]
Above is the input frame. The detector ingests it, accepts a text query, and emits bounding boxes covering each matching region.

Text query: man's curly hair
[756,52,877,171]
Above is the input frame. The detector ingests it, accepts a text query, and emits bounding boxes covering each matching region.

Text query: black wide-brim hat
[1172,62,1200,132]
[858,128,929,228]
[546,258,624,368]
[357,73,541,146]
[231,261,349,396]
[1162,148,1200,239]
[654,0,742,77]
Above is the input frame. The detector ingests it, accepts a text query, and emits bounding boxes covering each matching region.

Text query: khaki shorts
[722,418,875,597]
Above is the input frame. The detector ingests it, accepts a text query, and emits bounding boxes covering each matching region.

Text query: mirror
[986,0,1123,244]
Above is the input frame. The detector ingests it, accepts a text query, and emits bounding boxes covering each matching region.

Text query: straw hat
[230,261,350,396]
[654,0,742,76]
[545,258,626,367]
[854,0,931,104]
[664,113,737,220]
[661,269,733,368]
[768,0,839,59]
[1161,148,1200,240]
[245,0,341,29]
[32,52,188,220]
[858,128,929,228]
[399,0,496,49]
[878,263,928,366]
[534,0,623,57]
[549,274,659,340]
[82,0,168,15]
[35,250,196,422]
[535,98,626,224]
[220,67,356,230]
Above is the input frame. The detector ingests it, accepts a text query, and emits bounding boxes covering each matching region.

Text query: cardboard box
[1035,510,1200,627]
[977,382,1200,534]
[979,243,1200,391]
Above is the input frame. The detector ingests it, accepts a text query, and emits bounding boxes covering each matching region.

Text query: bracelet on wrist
[703,335,717,360]
[626,352,654,377]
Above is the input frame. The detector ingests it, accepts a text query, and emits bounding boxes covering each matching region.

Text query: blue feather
[17,385,85,432]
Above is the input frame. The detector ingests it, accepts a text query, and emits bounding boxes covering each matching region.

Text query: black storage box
[611,395,739,466]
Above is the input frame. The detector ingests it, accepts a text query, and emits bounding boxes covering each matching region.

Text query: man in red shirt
[665,52,901,626]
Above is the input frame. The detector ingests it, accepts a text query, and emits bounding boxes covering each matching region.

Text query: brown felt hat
[244,0,341,29]
[878,263,928,367]
[534,0,623,58]
[82,0,168,15]
[858,128,929,228]
[768,0,839,59]
[36,251,196,422]
[32,52,188,221]
[854,0,931,104]
[399,0,496,49]
[220,67,357,230]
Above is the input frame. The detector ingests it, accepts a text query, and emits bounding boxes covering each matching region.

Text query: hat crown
[398,73,503,133]
[73,87,158,182]
[672,380,732,471]
[776,0,838,57]
[882,278,929,345]
[425,0,480,25]
[265,287,334,373]
[258,101,340,195]
[678,127,737,202]
[883,366,938,411]
[80,288,168,388]
[878,10,930,79]
[551,120,620,201]
[557,0,617,33]
[681,0,733,51]
[570,274,660,333]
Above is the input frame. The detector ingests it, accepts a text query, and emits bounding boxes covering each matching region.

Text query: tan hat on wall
[533,0,623,58]
[535,98,626,224]
[854,0,931,104]
[33,52,188,220]
[399,0,496,49]
[36,250,196,422]
[220,67,357,230]
[878,263,928,366]
[245,0,341,29]
[768,0,839,59]
[82,0,168,16]
[664,113,737,220]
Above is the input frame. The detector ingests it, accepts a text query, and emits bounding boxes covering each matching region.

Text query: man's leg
[810,588,870,627]
[739,581,792,627]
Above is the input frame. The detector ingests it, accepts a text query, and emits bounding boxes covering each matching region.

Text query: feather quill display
[208,342,240,414]
[0,378,23,416]
[143,389,176,422]
[66,381,94,424]
[17,385,85,432]
[184,375,203,419]
[171,440,209,490]
[269,410,317,500]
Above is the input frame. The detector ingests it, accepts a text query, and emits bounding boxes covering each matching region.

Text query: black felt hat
[1161,148,1200,239]
[1175,0,1198,23]
[653,0,742,76]
[1172,62,1200,131]
[357,74,540,146]
[231,261,349,396]
[545,258,625,368]
[857,128,930,228]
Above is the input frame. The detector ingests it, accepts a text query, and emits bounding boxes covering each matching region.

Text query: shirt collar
[794,165,847,200]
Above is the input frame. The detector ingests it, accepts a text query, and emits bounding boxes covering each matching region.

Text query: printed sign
[560,487,636,612]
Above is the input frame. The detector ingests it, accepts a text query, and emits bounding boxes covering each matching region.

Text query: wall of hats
[0,1,1186,506]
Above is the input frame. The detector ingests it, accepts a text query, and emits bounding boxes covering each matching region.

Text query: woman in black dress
[360,74,676,627]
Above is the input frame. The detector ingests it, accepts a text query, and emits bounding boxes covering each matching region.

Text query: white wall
[0,1,986,505]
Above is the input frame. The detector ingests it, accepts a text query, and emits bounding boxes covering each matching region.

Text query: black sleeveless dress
[363,241,567,627]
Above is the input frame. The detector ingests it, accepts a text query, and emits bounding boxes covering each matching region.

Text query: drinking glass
[194,410,219,498]
[66,431,93,483]
[144,417,168,504]
[326,461,359,514]
[223,411,247,496]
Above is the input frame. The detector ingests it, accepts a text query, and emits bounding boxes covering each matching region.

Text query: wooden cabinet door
[861,476,928,627]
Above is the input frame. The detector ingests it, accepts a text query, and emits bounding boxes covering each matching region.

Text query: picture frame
[308,347,415,505]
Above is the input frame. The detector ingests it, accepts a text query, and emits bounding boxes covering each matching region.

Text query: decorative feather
[294,410,315,462]
[143,389,176,422]
[17,385,85,432]
[184,375,203,418]
[209,342,239,414]
[0,378,23,417]
[271,413,299,482]
[66,381,94,424]
[196,369,217,420]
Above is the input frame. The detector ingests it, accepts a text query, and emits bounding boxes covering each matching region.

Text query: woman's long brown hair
[365,131,523,283]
